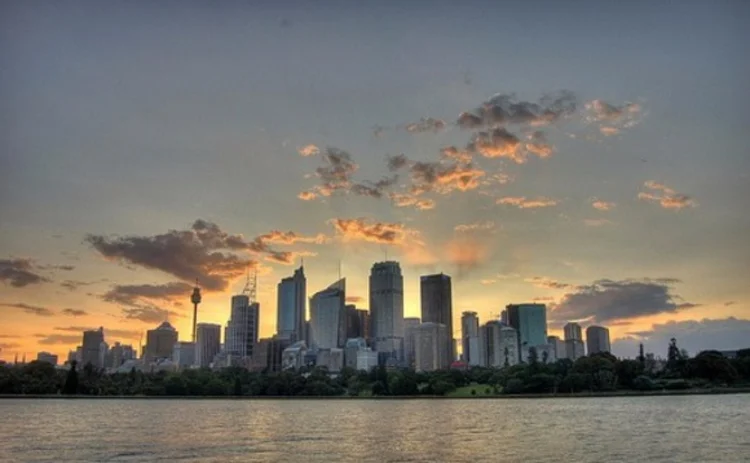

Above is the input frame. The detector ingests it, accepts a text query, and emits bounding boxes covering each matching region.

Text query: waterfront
[1,396,749,462]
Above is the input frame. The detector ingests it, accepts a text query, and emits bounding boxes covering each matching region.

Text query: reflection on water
[1,395,748,462]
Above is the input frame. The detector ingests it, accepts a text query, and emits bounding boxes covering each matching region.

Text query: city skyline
[1,1,749,362]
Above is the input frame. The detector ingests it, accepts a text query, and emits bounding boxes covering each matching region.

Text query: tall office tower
[420,273,453,361]
[172,341,195,369]
[506,303,548,357]
[195,323,221,367]
[413,322,450,372]
[344,337,368,370]
[461,311,480,366]
[586,325,611,355]
[276,265,306,342]
[565,339,585,360]
[403,317,421,368]
[564,322,583,341]
[309,279,346,349]
[225,294,260,359]
[500,310,508,325]
[547,336,566,361]
[369,262,404,362]
[145,322,178,363]
[356,309,371,341]
[110,342,134,368]
[81,327,104,368]
[483,321,520,368]
[344,304,361,339]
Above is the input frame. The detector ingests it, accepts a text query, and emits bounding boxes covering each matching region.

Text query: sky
[1,0,749,361]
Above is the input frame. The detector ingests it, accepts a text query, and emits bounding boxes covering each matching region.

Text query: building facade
[461,311,480,366]
[420,274,454,361]
[82,327,105,368]
[172,341,195,369]
[276,265,306,342]
[565,339,586,360]
[547,335,566,361]
[224,294,260,360]
[403,317,421,368]
[310,279,346,349]
[586,325,611,355]
[483,321,520,368]
[145,322,178,364]
[506,303,547,354]
[36,352,58,365]
[564,322,583,341]
[369,262,404,363]
[195,323,221,368]
[414,322,450,372]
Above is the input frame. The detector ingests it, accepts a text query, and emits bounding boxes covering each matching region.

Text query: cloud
[496,196,559,209]
[102,282,194,306]
[122,306,182,324]
[0,302,55,317]
[524,131,554,158]
[404,117,446,133]
[454,221,495,233]
[724,301,736,307]
[62,308,88,317]
[0,342,22,351]
[457,91,577,129]
[480,279,497,285]
[86,220,304,291]
[584,99,643,136]
[60,279,108,292]
[256,231,327,246]
[329,218,415,245]
[599,126,620,136]
[298,191,317,201]
[638,181,696,210]
[389,193,436,211]
[311,146,359,195]
[387,154,409,171]
[409,161,485,195]
[440,146,473,164]
[525,276,574,290]
[468,128,524,161]
[297,144,320,157]
[549,278,698,324]
[345,296,363,303]
[584,218,614,227]
[349,176,399,199]
[591,200,615,211]
[35,334,82,346]
[0,258,51,288]
[52,326,141,340]
[532,296,556,302]
[445,239,488,278]
[613,317,750,358]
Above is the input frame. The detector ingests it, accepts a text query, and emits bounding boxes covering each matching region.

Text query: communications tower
[191,280,202,342]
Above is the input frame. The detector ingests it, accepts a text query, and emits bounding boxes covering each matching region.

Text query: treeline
[1,349,749,397]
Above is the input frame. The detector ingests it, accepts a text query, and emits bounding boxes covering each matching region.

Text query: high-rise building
[586,325,611,355]
[173,341,195,369]
[344,337,368,370]
[309,279,346,349]
[225,294,260,360]
[461,311,480,366]
[564,322,583,341]
[195,323,221,368]
[145,322,178,363]
[356,309,371,341]
[251,336,291,373]
[109,342,134,368]
[344,305,362,340]
[403,317,421,368]
[414,322,450,372]
[565,339,585,360]
[36,352,58,365]
[369,262,404,362]
[506,303,547,354]
[483,321,519,368]
[276,266,306,342]
[420,273,454,361]
[547,335,566,361]
[82,327,104,368]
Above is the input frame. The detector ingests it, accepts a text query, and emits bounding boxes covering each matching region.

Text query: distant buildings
[564,322,583,341]
[344,337,368,370]
[281,341,308,371]
[461,311,480,366]
[173,341,195,369]
[547,336,566,361]
[145,322,178,364]
[413,322,450,372]
[309,278,346,349]
[586,325,611,355]
[369,261,404,363]
[82,327,104,368]
[225,294,259,361]
[482,321,519,368]
[403,317,421,368]
[420,273,454,361]
[251,336,290,372]
[36,352,58,365]
[195,323,221,368]
[110,342,134,368]
[506,303,547,361]
[564,322,585,360]
[277,265,306,342]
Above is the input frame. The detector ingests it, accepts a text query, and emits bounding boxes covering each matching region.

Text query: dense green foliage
[2,349,749,397]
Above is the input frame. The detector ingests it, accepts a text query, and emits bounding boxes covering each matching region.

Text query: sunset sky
[1,1,749,362]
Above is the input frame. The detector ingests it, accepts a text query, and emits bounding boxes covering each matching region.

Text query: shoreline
[2,388,749,400]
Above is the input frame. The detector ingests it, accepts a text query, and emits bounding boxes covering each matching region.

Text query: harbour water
[1,395,748,462]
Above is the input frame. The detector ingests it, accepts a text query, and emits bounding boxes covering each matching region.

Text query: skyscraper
[369,262,404,362]
[145,322,178,363]
[461,311,480,366]
[195,323,221,368]
[225,294,260,360]
[356,309,371,341]
[276,265,306,342]
[309,278,346,349]
[81,327,104,368]
[420,273,453,360]
[586,325,611,355]
[403,317,421,368]
[482,321,519,368]
[547,335,566,361]
[506,303,547,359]
[564,322,583,341]
[413,322,450,372]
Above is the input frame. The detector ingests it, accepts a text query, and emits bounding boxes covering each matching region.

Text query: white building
[482,322,519,368]
[547,336,566,361]
[414,322,450,372]
[309,279,346,349]
[564,322,583,341]
[356,348,378,372]
[344,338,367,370]
[173,341,195,369]
[369,262,404,363]
[224,294,259,361]
[281,341,308,371]
[316,348,344,373]
[196,323,221,368]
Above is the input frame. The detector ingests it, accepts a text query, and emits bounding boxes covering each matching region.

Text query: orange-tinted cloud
[298,191,317,201]
[457,91,577,129]
[297,144,320,156]
[257,230,327,245]
[389,193,436,211]
[0,302,55,317]
[329,218,414,245]
[592,200,615,211]
[584,218,613,227]
[524,276,574,290]
[454,221,495,232]
[638,181,696,210]
[497,196,559,209]
[409,161,485,194]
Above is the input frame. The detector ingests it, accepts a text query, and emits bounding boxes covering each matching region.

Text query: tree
[63,361,78,395]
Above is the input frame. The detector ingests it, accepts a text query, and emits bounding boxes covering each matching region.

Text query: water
[1,395,749,462]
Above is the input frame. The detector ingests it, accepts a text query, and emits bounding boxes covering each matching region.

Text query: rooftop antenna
[242,265,251,296]
[338,259,342,281]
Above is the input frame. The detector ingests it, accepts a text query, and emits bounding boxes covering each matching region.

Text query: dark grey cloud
[102,282,193,306]
[550,278,699,324]
[387,154,409,171]
[0,302,55,317]
[61,308,88,317]
[60,279,108,292]
[0,342,22,351]
[350,176,399,199]
[613,317,750,358]
[457,91,577,129]
[122,306,181,324]
[408,160,485,195]
[85,220,261,291]
[0,258,51,288]
[404,117,446,133]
